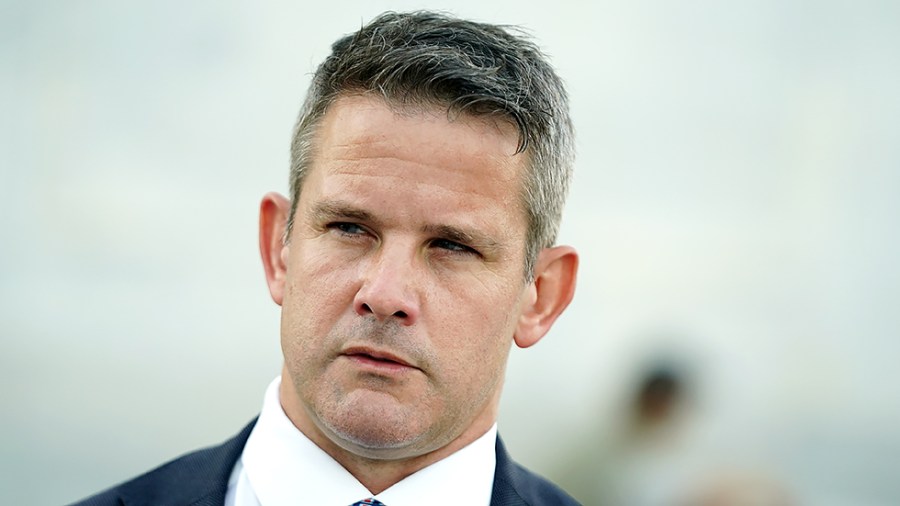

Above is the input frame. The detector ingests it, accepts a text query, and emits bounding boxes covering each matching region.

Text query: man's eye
[431,238,479,256]
[329,222,367,236]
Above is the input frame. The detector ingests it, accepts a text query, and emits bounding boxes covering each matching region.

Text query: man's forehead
[319,94,523,156]
[303,95,524,190]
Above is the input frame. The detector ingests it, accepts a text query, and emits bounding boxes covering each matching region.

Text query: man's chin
[318,400,431,459]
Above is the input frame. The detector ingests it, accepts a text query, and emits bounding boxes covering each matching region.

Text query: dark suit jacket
[69,419,580,506]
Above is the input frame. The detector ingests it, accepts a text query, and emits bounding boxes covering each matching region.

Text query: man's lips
[341,346,419,373]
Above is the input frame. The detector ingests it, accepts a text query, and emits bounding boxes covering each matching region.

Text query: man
[72,10,579,506]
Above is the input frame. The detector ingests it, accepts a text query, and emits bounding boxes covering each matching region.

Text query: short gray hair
[287,11,574,280]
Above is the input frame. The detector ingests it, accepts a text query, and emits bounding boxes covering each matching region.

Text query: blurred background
[2,0,899,504]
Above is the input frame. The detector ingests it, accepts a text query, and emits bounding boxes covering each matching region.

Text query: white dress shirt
[224,377,497,506]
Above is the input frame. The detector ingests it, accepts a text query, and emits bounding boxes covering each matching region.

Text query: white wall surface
[2,1,899,504]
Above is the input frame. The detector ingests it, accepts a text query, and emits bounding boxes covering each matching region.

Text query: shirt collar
[242,377,497,506]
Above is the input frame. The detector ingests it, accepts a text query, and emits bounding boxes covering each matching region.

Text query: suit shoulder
[67,419,256,506]
[493,437,582,506]
[504,459,582,505]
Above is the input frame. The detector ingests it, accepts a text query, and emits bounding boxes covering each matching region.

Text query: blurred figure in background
[560,345,793,506]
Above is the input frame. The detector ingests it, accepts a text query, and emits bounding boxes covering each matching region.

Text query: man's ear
[259,192,291,306]
[514,245,578,348]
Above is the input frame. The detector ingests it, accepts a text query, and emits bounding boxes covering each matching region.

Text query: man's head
[259,11,577,490]
[286,11,575,279]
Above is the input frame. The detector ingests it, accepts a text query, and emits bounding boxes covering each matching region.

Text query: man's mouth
[342,346,417,372]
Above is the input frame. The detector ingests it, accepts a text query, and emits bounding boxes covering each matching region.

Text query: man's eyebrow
[310,200,377,224]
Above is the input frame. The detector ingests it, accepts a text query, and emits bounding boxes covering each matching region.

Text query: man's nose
[353,247,420,326]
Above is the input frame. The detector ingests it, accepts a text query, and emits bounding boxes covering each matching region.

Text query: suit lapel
[490,436,528,506]
[117,419,257,506]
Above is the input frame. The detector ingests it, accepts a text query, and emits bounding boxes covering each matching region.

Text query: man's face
[275,94,532,460]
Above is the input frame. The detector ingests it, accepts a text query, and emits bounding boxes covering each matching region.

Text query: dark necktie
[350,499,385,506]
